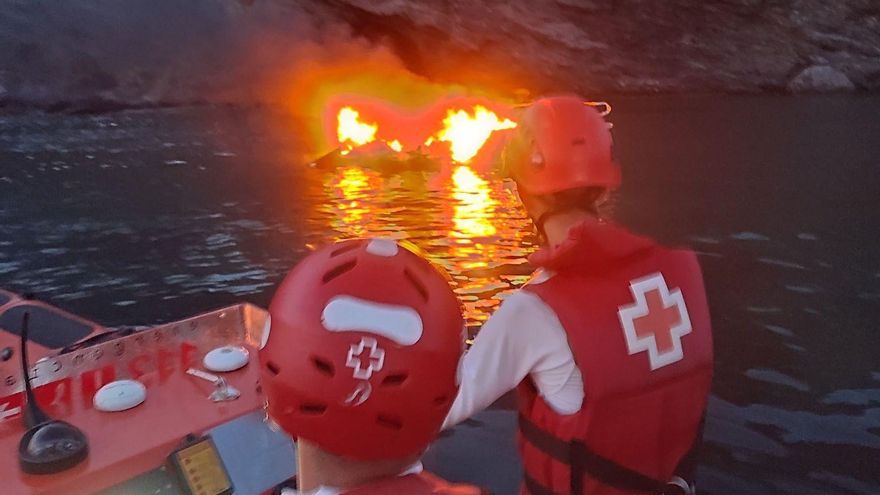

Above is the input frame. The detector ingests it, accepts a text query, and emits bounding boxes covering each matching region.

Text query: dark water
[1,96,879,494]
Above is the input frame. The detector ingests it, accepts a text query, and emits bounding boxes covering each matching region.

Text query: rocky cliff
[306,0,879,94]
[0,0,877,111]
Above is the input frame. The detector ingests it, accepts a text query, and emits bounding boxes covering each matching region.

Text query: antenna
[20,312,50,427]
[17,310,89,474]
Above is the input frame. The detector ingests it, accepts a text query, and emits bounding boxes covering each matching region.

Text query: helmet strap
[515,182,550,243]
[533,200,603,247]
[533,211,552,243]
[519,184,605,245]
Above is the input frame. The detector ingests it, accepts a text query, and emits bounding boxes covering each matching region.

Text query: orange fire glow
[436,106,517,163]
[271,49,537,327]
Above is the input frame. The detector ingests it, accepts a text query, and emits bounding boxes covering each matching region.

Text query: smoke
[0,0,436,112]
[0,0,527,165]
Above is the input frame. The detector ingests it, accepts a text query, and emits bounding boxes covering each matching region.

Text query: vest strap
[524,472,563,495]
[524,473,691,495]
[519,414,669,493]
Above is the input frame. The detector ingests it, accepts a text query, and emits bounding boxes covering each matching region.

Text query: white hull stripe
[260,315,272,350]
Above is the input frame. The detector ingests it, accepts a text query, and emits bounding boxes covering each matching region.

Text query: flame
[337,107,378,148]
[436,106,517,163]
[451,165,497,238]
[330,98,516,164]
[387,139,403,152]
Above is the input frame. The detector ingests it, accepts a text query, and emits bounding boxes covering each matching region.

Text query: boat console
[0,297,295,495]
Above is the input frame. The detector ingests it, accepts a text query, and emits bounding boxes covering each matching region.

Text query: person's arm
[443,290,584,429]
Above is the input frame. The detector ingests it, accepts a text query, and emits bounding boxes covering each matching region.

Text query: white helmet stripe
[322,296,423,346]
[365,238,399,257]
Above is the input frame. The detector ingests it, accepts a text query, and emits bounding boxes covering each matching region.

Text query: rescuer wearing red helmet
[260,238,483,494]
[444,96,713,495]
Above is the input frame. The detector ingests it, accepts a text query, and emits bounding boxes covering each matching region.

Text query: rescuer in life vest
[443,95,714,495]
[260,238,485,495]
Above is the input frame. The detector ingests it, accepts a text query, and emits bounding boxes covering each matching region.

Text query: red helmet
[503,95,621,195]
[259,238,465,460]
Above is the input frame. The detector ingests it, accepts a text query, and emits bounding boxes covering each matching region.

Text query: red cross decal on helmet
[346,337,386,380]
[618,273,692,370]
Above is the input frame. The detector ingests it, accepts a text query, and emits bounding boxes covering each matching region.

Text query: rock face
[0,0,877,110]
[304,0,880,95]
[788,65,856,92]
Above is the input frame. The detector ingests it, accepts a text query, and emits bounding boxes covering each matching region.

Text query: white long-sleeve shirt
[443,287,584,429]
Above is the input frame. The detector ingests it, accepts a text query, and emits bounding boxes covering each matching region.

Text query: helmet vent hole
[322,260,357,283]
[330,242,361,257]
[300,403,327,415]
[266,361,281,376]
[403,269,428,302]
[381,373,408,386]
[311,357,335,377]
[376,414,403,430]
[433,395,450,407]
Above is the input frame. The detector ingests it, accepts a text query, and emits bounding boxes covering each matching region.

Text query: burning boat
[309,95,518,173]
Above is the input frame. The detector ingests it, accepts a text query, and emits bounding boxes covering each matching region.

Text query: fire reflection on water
[325,167,377,237]
[310,163,537,327]
[451,165,497,240]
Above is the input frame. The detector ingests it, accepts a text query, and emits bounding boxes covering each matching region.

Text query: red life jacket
[517,221,713,495]
[344,471,486,494]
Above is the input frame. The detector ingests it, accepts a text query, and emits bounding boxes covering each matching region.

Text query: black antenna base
[19,421,89,474]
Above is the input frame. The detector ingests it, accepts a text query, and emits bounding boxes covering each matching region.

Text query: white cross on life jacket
[618,273,693,371]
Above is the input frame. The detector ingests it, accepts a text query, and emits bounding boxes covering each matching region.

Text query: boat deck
[426,405,522,495]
